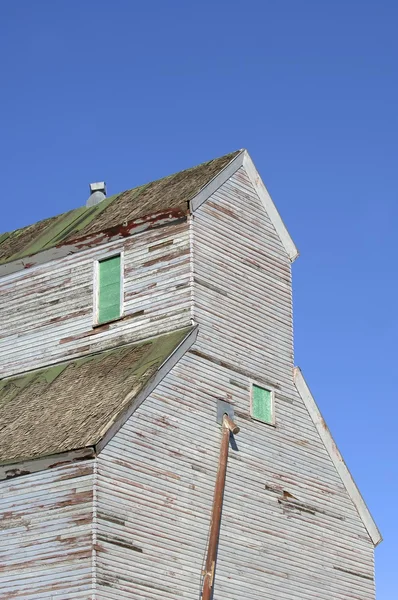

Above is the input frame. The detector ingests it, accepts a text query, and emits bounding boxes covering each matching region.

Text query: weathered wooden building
[0,150,381,599]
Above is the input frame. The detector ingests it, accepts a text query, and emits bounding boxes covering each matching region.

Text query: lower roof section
[0,326,197,473]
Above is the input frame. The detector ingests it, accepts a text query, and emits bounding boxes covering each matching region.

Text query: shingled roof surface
[0,327,192,465]
[0,150,240,265]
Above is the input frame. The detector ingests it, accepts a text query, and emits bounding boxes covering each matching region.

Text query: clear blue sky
[0,1,396,595]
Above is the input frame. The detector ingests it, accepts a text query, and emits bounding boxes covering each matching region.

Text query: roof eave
[294,367,382,547]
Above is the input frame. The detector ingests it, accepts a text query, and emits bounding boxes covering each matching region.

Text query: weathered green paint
[42,363,69,384]
[0,151,240,267]
[252,384,272,423]
[0,364,69,403]
[98,255,121,324]
[0,232,11,245]
[2,194,118,265]
[0,371,37,403]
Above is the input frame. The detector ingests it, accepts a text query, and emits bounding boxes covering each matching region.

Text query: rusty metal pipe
[202,413,239,600]
[223,414,240,435]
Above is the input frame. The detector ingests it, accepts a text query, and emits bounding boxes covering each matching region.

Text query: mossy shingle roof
[0,327,192,465]
[0,151,240,265]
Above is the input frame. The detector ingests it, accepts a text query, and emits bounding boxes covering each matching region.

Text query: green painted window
[252,384,273,424]
[97,255,122,324]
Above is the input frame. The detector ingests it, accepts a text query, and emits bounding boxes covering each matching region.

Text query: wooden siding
[95,353,374,599]
[94,168,375,599]
[0,462,94,599]
[192,167,294,382]
[0,221,191,378]
[95,360,213,600]
[192,167,375,598]
[0,164,376,599]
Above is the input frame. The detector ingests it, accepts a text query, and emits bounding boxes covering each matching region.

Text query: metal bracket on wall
[216,400,234,425]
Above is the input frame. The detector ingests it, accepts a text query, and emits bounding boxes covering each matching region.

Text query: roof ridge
[0,150,240,270]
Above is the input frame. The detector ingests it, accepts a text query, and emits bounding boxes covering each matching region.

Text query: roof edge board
[190,150,245,212]
[294,367,382,547]
[242,152,299,262]
[0,446,96,481]
[95,324,199,455]
[190,149,299,262]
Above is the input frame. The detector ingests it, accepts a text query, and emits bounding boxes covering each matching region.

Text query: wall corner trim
[293,366,382,547]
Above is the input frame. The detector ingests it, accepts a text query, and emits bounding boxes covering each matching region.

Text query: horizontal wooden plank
[0,462,94,597]
[0,223,192,377]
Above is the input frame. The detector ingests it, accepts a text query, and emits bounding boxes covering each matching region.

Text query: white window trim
[250,381,276,426]
[93,250,124,326]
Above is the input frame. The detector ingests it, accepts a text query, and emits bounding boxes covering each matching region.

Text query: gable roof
[294,367,382,547]
[0,151,240,266]
[0,149,298,276]
[189,150,298,262]
[0,326,197,479]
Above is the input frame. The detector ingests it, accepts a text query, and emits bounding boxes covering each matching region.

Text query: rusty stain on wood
[333,566,374,581]
[142,247,190,268]
[148,239,174,252]
[97,534,143,553]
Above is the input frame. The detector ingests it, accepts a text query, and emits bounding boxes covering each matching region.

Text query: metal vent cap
[87,182,106,207]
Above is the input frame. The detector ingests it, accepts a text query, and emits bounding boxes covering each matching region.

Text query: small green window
[252,384,273,424]
[97,255,122,324]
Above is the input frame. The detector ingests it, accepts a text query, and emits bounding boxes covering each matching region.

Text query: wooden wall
[94,168,375,599]
[0,166,375,599]
[95,356,374,599]
[0,462,94,599]
[193,166,294,380]
[0,221,191,378]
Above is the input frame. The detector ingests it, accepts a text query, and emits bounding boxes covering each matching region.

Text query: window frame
[250,381,276,426]
[93,250,124,326]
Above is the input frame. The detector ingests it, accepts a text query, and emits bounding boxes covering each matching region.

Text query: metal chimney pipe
[87,182,106,207]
